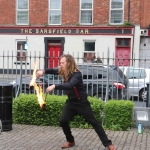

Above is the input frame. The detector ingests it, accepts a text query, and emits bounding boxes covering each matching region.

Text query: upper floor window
[16,0,29,25]
[80,0,93,25]
[110,0,124,24]
[49,0,61,25]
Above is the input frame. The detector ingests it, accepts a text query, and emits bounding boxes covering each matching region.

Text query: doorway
[44,37,65,68]
[115,38,131,66]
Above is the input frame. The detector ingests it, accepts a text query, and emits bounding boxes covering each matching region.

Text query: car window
[141,69,146,78]
[80,69,93,79]
[126,69,146,79]
[94,69,107,79]
[44,74,61,80]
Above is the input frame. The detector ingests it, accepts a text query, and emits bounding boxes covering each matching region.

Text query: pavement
[0,124,150,150]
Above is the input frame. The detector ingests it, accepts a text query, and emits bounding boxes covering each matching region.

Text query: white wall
[64,35,134,65]
[140,37,150,68]
[133,25,141,67]
[0,34,136,70]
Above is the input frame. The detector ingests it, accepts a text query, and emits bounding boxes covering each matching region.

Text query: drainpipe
[128,0,130,22]
[131,25,135,66]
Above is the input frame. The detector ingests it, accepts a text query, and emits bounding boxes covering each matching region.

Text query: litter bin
[146,83,150,107]
[0,84,13,131]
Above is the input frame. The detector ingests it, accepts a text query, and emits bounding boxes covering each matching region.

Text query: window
[94,70,107,79]
[80,0,93,25]
[16,41,27,62]
[117,39,130,47]
[110,0,124,24]
[49,0,61,25]
[16,0,29,25]
[81,69,93,79]
[126,69,146,79]
[44,74,61,81]
[83,41,95,62]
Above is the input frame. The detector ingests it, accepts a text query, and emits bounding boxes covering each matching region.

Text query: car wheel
[139,88,147,101]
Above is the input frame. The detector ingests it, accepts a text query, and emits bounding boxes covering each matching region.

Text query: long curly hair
[58,54,79,81]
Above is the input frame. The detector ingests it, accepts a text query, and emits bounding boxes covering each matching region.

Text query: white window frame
[83,40,95,62]
[48,0,62,25]
[109,0,124,25]
[16,40,28,62]
[80,0,93,25]
[16,0,29,25]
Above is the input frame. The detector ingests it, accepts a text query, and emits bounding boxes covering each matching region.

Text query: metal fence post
[146,83,150,107]
[105,47,110,102]
[20,45,23,93]
[102,47,110,126]
[0,119,2,133]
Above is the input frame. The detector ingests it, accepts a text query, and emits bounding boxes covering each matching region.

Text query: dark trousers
[59,101,112,147]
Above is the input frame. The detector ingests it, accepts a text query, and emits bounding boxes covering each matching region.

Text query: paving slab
[0,124,150,150]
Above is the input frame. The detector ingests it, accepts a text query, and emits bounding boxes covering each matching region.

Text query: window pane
[17,11,28,24]
[50,0,60,9]
[83,53,95,62]
[111,10,123,23]
[17,41,27,61]
[141,70,146,78]
[94,70,107,79]
[117,39,130,46]
[81,10,92,23]
[85,42,95,51]
[126,69,141,79]
[49,10,61,24]
[17,52,26,61]
[18,0,28,9]
[17,41,27,50]
[81,0,92,9]
[44,74,61,80]
[111,0,123,9]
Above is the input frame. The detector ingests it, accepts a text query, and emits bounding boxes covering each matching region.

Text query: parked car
[10,74,62,98]
[10,65,130,100]
[78,64,130,100]
[119,66,150,101]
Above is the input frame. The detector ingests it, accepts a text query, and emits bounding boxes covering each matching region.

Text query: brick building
[0,0,150,70]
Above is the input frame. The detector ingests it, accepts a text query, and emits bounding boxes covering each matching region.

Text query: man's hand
[46,85,55,93]
[107,145,116,150]
[36,70,45,79]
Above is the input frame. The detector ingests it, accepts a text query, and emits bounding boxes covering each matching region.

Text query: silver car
[119,66,150,101]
